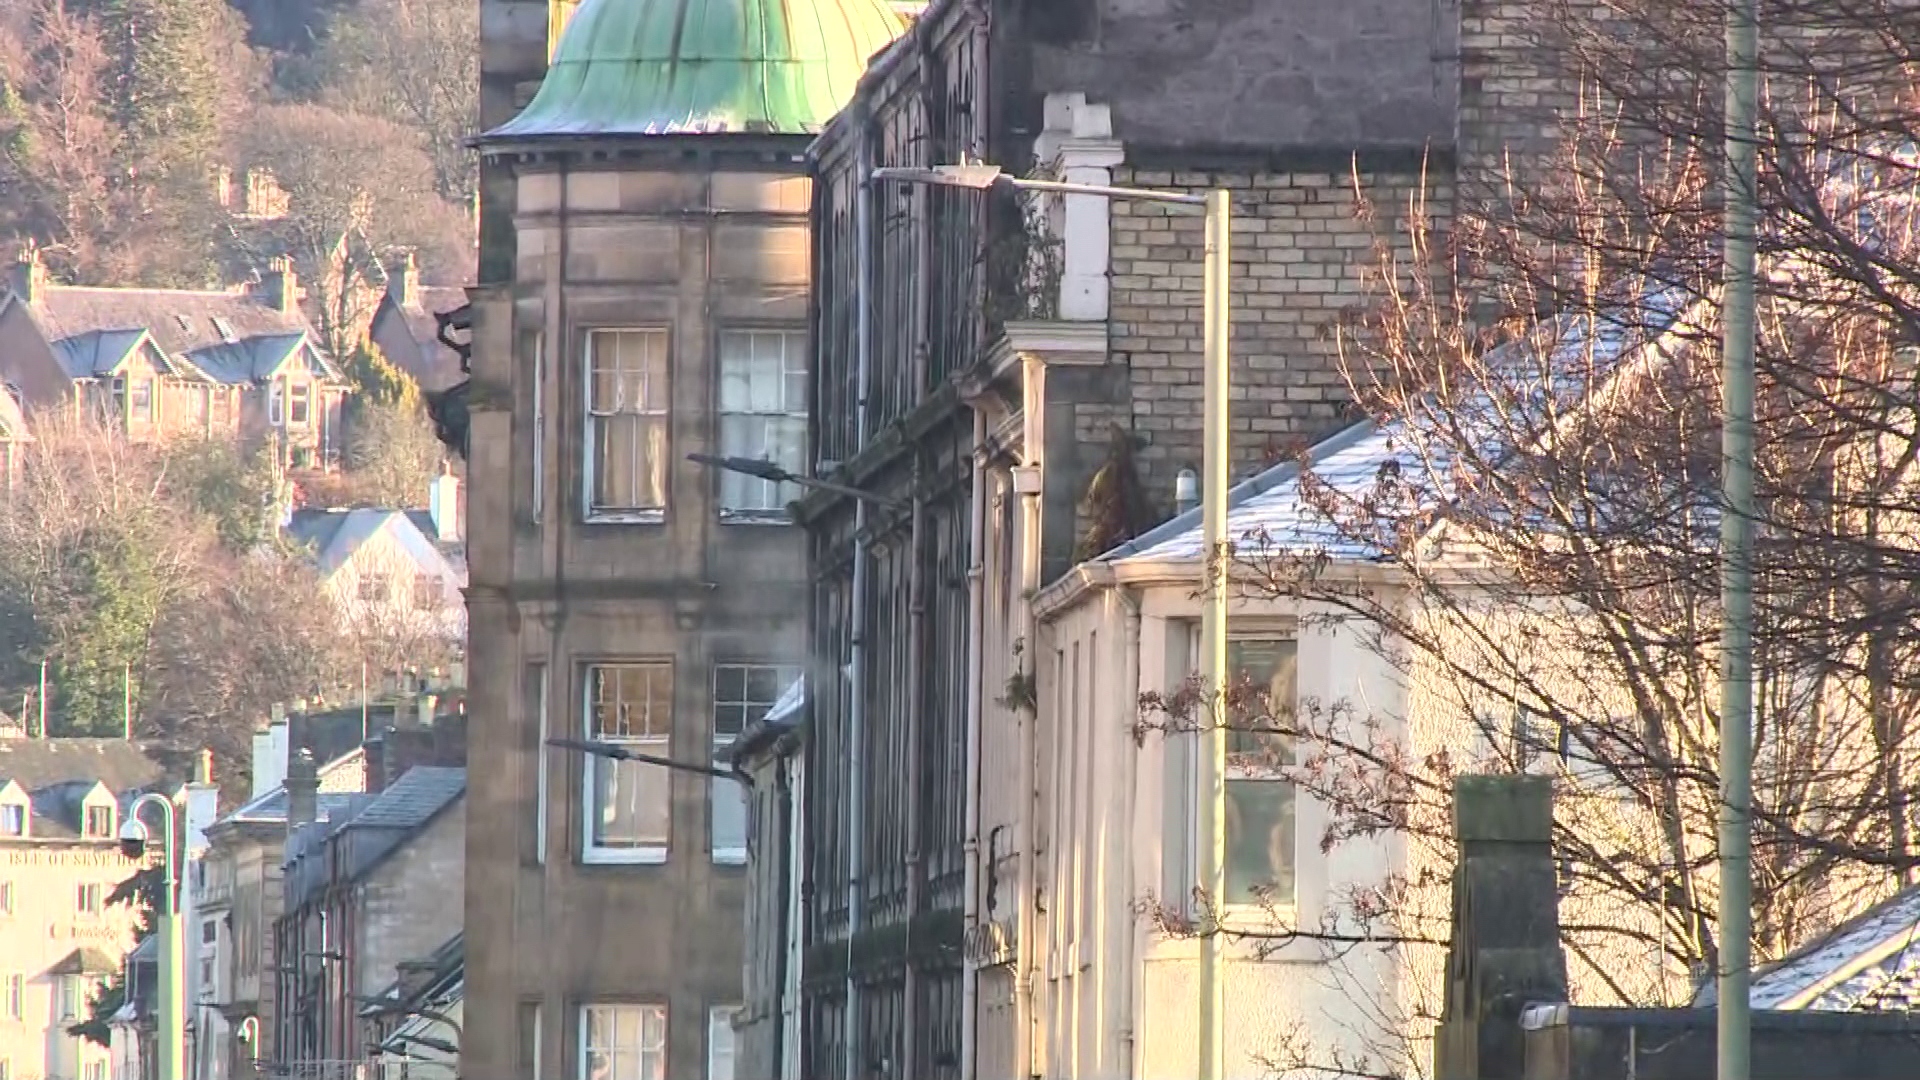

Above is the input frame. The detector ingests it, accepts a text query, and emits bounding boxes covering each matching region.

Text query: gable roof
[342,765,465,832]
[374,285,469,393]
[48,328,174,380]
[286,508,457,578]
[18,283,322,370]
[181,333,342,386]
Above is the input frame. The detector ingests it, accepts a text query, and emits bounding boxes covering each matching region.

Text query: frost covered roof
[1105,294,1699,567]
[1697,885,1920,1010]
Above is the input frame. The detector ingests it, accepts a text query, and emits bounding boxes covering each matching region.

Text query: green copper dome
[487,0,905,140]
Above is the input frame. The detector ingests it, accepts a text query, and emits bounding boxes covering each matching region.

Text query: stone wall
[1104,162,1448,495]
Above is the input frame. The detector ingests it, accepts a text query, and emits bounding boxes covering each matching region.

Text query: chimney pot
[390,250,420,309]
[1175,467,1200,516]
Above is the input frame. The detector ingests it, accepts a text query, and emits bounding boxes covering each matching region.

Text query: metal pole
[1197,187,1231,1080]
[1718,0,1758,1074]
[135,793,186,1080]
[845,132,876,1080]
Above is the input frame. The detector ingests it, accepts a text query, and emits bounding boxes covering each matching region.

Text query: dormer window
[212,317,237,344]
[0,803,22,838]
[83,805,112,839]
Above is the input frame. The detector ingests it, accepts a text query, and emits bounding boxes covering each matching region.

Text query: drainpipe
[1013,357,1045,1080]
[1116,586,1143,1077]
[771,749,794,1080]
[960,408,988,1080]
[900,127,935,1077]
[845,119,875,1080]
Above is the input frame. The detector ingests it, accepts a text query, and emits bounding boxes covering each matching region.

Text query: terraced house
[0,250,350,466]
[462,2,905,1079]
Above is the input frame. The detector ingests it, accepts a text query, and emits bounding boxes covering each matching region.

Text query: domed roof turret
[487,0,905,140]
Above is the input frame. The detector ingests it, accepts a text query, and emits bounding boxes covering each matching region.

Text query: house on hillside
[0,249,350,466]
[284,487,467,649]
[367,253,470,394]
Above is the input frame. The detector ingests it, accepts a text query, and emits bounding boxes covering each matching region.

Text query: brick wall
[1105,165,1449,496]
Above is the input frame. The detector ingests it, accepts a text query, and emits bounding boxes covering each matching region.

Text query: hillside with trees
[0,0,476,290]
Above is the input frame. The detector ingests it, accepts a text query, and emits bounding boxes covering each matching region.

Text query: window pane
[716,330,806,514]
[711,780,746,858]
[1225,639,1296,767]
[1225,779,1295,905]
[587,664,673,850]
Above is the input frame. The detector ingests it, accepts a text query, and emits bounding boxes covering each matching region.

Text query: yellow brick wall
[1105,166,1450,494]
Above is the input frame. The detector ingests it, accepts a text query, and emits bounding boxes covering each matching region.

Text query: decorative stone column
[1435,774,1570,1080]
[1034,92,1125,322]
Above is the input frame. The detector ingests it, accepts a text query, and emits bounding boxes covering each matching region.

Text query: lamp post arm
[1001,176,1208,206]
[545,738,746,784]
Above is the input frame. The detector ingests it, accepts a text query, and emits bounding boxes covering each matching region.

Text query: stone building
[0,736,170,1080]
[461,3,904,1080]
[273,766,466,1068]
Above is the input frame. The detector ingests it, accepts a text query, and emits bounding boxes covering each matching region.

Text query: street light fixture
[872,162,1233,1080]
[122,793,184,1080]
[686,453,905,510]
[546,737,747,784]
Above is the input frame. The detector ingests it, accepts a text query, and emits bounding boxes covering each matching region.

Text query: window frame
[709,663,799,865]
[288,381,312,426]
[581,662,675,865]
[82,804,112,839]
[1218,635,1299,914]
[358,572,390,605]
[582,328,672,525]
[578,1003,667,1080]
[0,882,13,915]
[0,802,23,837]
[706,1006,739,1080]
[2,975,18,1020]
[268,381,285,426]
[714,327,808,523]
[129,378,154,423]
[77,882,103,916]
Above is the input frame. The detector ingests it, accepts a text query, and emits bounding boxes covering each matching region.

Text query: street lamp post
[123,793,184,1080]
[871,163,1232,1080]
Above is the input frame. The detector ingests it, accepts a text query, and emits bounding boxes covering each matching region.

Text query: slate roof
[283,767,464,908]
[376,286,469,393]
[22,283,319,363]
[343,766,465,831]
[1103,296,1699,567]
[182,333,341,386]
[0,738,164,795]
[1696,885,1920,1010]
[49,328,164,379]
[221,789,368,829]
[286,508,460,580]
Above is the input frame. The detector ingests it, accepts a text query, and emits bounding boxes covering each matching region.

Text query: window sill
[581,846,668,866]
[717,511,793,526]
[583,511,667,526]
[711,849,748,866]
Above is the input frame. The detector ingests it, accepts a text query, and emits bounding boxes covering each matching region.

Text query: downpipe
[961,410,988,1080]
[845,123,875,1080]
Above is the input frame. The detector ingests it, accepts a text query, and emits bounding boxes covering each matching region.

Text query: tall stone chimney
[390,250,420,309]
[285,748,318,836]
[263,256,298,314]
[5,245,44,304]
[1434,775,1570,1080]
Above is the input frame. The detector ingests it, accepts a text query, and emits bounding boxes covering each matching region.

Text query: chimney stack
[285,748,318,835]
[263,256,298,314]
[6,245,44,305]
[391,250,420,309]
